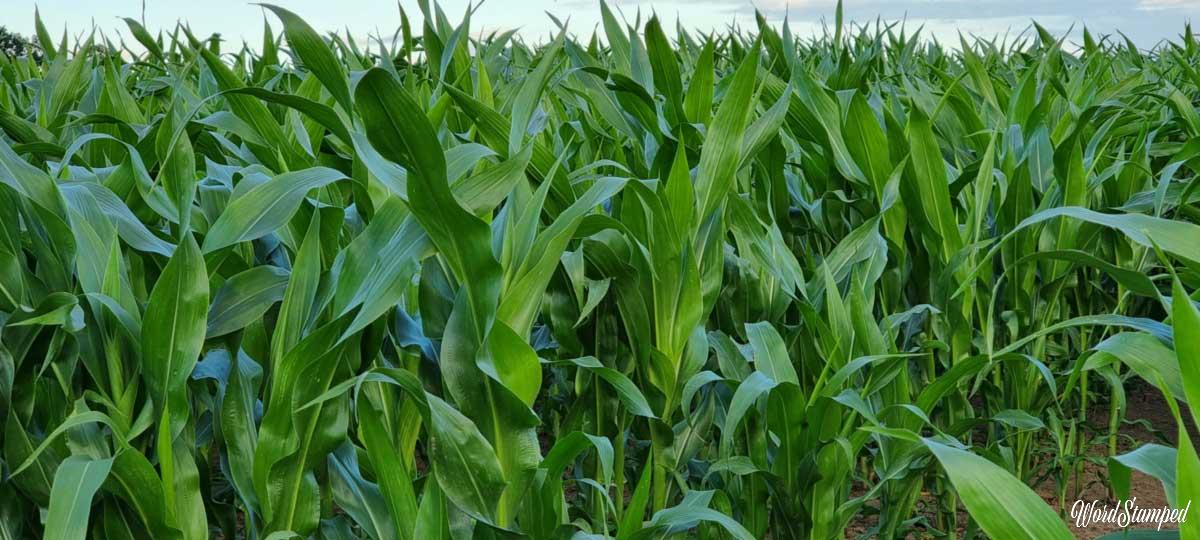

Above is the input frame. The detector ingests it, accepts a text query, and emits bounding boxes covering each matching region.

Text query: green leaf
[924,439,1074,539]
[328,444,395,540]
[358,398,418,540]
[202,167,346,253]
[44,456,114,540]
[746,321,798,386]
[1109,444,1177,506]
[142,233,208,427]
[427,395,507,524]
[557,357,656,418]
[260,4,353,113]
[1090,333,1186,405]
[1172,280,1200,428]
[206,266,289,337]
[694,42,758,225]
[905,106,961,260]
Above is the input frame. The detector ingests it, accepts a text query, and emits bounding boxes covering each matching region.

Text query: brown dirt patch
[1040,381,1184,539]
[843,379,1188,539]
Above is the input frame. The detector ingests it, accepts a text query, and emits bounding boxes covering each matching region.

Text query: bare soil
[1043,381,1182,540]
[844,379,1187,539]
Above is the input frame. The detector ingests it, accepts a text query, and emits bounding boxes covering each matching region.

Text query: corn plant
[1,2,1199,539]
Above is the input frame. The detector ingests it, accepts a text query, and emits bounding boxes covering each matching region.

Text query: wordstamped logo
[1071,499,1191,530]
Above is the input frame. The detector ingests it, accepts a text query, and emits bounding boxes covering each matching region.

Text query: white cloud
[750,0,837,11]
[1138,0,1200,10]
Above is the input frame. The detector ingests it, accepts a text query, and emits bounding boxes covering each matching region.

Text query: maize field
[2,1,1200,538]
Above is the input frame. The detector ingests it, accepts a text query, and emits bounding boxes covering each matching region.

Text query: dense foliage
[1,2,1199,539]
[0,26,36,59]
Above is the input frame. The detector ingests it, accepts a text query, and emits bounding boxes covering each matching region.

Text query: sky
[3,0,1200,51]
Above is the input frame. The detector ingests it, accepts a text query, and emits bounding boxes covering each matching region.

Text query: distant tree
[0,26,37,59]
